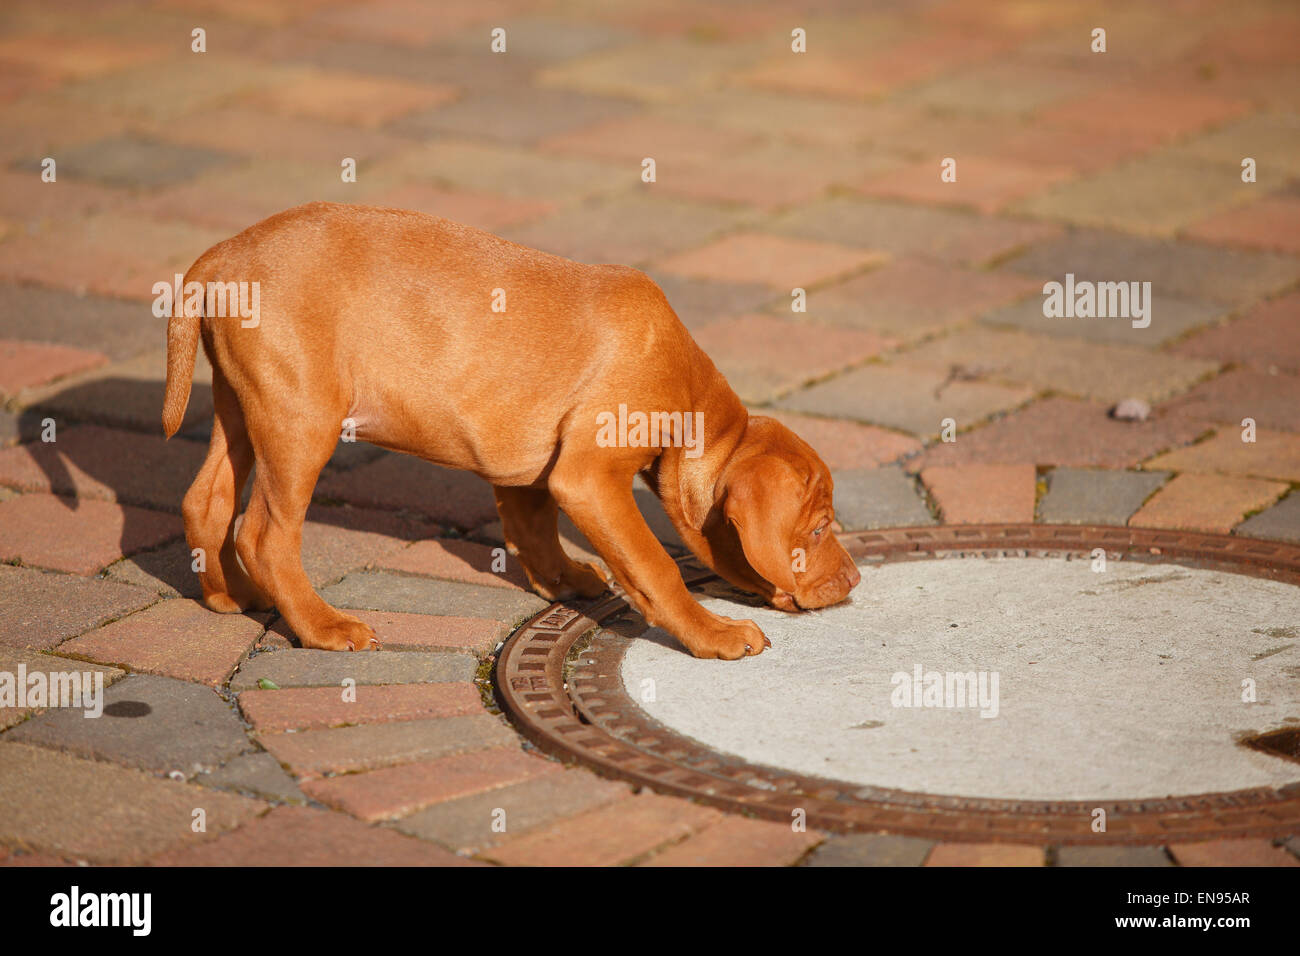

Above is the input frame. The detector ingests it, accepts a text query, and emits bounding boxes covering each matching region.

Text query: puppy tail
[162,271,201,439]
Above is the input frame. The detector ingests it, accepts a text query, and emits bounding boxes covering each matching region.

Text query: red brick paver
[1169,839,1300,867]
[376,539,531,590]
[655,234,885,290]
[639,816,823,867]
[1143,428,1300,482]
[0,424,206,511]
[301,747,559,822]
[59,599,264,687]
[692,314,894,403]
[0,742,265,864]
[150,805,476,867]
[2,0,1298,870]
[0,494,182,575]
[486,792,724,867]
[1038,87,1250,145]
[1173,292,1300,374]
[908,397,1207,472]
[921,464,1037,524]
[1129,472,1287,534]
[242,69,457,128]
[1184,196,1300,255]
[0,339,107,395]
[924,843,1046,867]
[239,682,484,733]
[858,156,1073,215]
[764,410,922,471]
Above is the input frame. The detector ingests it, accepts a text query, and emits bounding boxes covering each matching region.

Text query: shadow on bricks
[13,377,435,613]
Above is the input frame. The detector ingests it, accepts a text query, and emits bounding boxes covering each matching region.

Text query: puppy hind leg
[181,369,268,613]
[493,485,608,601]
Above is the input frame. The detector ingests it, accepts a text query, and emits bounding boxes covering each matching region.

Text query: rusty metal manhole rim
[493,524,1300,844]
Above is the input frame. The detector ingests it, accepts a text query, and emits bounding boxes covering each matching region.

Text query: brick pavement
[1,0,1298,867]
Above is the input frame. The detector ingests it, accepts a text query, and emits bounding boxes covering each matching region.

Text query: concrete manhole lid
[495,526,1300,843]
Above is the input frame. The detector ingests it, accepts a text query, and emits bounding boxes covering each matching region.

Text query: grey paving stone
[478,481,681,556]
[394,768,631,850]
[1039,468,1170,525]
[0,283,164,360]
[897,59,1094,115]
[999,230,1300,307]
[1173,113,1300,178]
[633,480,685,552]
[1286,835,1300,861]
[319,570,547,624]
[260,714,517,777]
[802,833,934,867]
[54,58,277,122]
[1235,493,1300,543]
[228,647,477,692]
[0,564,158,651]
[6,674,250,776]
[195,751,308,804]
[395,87,639,144]
[766,196,1049,266]
[27,134,236,189]
[0,423,207,513]
[539,480,683,554]
[434,17,637,61]
[303,502,441,544]
[1055,845,1173,867]
[103,539,202,599]
[0,647,125,730]
[831,466,934,531]
[323,438,387,473]
[314,453,499,528]
[502,193,750,266]
[785,260,1038,343]
[981,293,1226,346]
[647,273,780,329]
[0,410,20,447]
[20,353,213,435]
[776,363,1032,438]
[293,38,543,90]
[1011,152,1243,236]
[898,326,1214,406]
[0,741,265,864]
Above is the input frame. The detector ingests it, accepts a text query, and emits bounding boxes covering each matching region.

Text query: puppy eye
[812,521,829,538]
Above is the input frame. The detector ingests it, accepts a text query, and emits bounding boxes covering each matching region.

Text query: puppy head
[703,417,860,611]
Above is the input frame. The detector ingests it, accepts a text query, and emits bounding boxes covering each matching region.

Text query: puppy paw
[532,561,609,601]
[686,616,770,660]
[202,581,274,615]
[204,592,250,615]
[301,615,380,652]
[560,560,609,599]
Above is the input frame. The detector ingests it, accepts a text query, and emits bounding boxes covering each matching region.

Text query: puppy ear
[722,455,799,595]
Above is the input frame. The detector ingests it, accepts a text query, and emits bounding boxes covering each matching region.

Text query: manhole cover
[495,525,1300,843]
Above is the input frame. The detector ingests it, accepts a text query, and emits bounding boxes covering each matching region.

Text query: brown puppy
[163,202,860,659]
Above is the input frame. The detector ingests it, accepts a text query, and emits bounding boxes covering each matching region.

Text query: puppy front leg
[550,467,768,660]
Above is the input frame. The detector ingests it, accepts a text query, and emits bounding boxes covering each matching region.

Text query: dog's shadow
[10,377,443,604]
[12,377,209,598]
